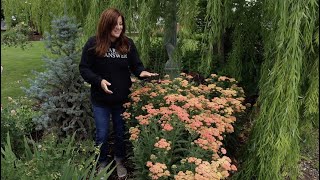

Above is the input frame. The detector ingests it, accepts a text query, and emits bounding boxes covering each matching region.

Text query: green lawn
[1,41,47,105]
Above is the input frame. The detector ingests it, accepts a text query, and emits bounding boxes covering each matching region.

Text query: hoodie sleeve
[128,39,145,78]
[79,37,103,87]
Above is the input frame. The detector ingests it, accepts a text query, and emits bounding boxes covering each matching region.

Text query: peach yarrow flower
[129,127,140,141]
[146,161,170,180]
[154,138,171,151]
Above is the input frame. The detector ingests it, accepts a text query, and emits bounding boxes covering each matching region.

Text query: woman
[79,8,158,177]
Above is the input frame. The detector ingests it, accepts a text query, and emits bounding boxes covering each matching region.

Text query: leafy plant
[1,97,39,156]
[1,133,23,180]
[147,37,168,74]
[1,21,32,49]
[1,132,115,180]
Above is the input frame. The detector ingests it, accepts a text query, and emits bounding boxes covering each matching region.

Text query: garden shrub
[1,21,32,49]
[147,37,168,74]
[177,38,202,73]
[124,73,246,179]
[1,97,39,156]
[180,48,202,73]
[23,15,93,139]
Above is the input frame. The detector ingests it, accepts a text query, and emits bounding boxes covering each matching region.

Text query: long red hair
[95,8,129,57]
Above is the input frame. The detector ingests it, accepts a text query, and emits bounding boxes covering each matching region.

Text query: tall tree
[235,0,319,179]
[199,0,232,75]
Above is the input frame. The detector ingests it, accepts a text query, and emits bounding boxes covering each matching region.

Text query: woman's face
[111,16,123,41]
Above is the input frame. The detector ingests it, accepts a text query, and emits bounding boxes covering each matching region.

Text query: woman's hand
[101,79,113,94]
[139,71,158,78]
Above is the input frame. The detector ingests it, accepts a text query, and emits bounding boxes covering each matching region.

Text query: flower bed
[123,73,246,179]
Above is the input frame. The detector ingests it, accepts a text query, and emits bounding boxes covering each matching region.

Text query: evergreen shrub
[24,15,93,139]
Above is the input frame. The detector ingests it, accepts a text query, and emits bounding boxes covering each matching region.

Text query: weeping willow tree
[220,0,263,96]
[176,0,200,53]
[65,0,91,27]
[199,0,233,75]
[298,2,319,153]
[235,0,319,179]
[135,0,160,66]
[2,0,67,33]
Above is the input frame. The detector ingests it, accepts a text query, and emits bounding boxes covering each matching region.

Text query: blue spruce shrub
[24,16,93,139]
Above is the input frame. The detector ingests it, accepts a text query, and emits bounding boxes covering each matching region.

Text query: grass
[1,41,47,106]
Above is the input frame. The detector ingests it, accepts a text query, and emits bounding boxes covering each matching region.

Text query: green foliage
[1,97,39,156]
[1,132,115,180]
[221,0,263,96]
[23,15,93,139]
[199,0,233,75]
[299,13,319,156]
[145,37,168,74]
[65,0,91,27]
[136,0,156,66]
[1,0,231,75]
[235,0,319,179]
[81,0,105,43]
[2,0,32,28]
[303,57,319,123]
[178,0,200,37]
[60,158,115,180]
[1,133,22,179]
[176,0,203,73]
[2,0,65,35]
[1,21,32,49]
[176,37,202,73]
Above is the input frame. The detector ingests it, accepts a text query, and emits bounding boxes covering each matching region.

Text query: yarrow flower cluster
[129,126,140,141]
[175,156,238,179]
[154,138,171,151]
[146,161,171,179]
[124,73,246,179]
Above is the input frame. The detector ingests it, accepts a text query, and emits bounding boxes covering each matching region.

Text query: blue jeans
[92,103,126,162]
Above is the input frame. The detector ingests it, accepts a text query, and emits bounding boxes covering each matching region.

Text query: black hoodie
[79,36,145,106]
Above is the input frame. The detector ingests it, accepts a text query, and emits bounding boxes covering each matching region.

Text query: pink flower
[147,162,170,179]
[154,138,171,151]
[146,161,153,167]
[150,92,158,97]
[161,123,173,131]
[174,171,195,180]
[122,112,131,120]
[135,115,150,125]
[180,80,189,87]
[231,165,237,171]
